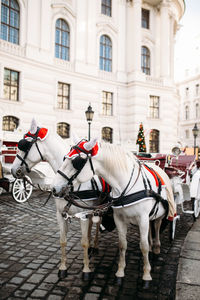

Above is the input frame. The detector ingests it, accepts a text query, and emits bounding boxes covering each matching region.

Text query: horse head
[11,118,48,178]
[52,137,99,197]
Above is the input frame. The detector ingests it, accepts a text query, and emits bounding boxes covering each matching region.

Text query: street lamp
[192,123,199,157]
[85,103,94,141]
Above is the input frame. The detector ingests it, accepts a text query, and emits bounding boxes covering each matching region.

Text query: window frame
[102,126,113,143]
[142,8,150,29]
[3,115,19,131]
[3,68,19,101]
[55,18,70,61]
[102,91,113,116]
[57,122,70,139]
[149,129,159,153]
[101,0,112,17]
[141,46,150,75]
[149,95,159,119]
[0,0,20,44]
[57,82,70,110]
[99,34,112,72]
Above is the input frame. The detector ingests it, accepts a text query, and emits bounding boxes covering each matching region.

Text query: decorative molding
[51,3,76,18]
[96,22,118,34]
[0,40,25,57]
[54,58,74,72]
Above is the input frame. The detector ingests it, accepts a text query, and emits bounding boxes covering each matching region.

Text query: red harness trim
[100,177,111,193]
[143,165,165,186]
[25,128,48,141]
[67,140,99,158]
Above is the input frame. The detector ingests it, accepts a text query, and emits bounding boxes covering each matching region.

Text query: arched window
[102,127,113,143]
[195,103,199,119]
[149,129,159,153]
[3,115,19,131]
[100,35,112,72]
[57,122,70,138]
[185,105,189,120]
[55,19,70,61]
[0,0,20,44]
[141,46,150,75]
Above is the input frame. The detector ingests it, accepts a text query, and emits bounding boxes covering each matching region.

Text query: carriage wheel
[12,176,33,203]
[192,198,200,220]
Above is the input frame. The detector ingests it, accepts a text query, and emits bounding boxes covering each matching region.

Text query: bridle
[57,140,95,187]
[16,127,45,173]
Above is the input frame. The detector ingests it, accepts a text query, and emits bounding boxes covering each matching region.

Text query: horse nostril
[52,188,57,196]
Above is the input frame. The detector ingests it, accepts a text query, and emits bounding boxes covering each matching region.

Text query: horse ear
[84,138,98,151]
[30,118,37,134]
[71,132,81,145]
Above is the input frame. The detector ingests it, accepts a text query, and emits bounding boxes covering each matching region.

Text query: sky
[174,0,200,81]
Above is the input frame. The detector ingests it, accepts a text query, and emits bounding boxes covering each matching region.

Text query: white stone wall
[0,0,184,153]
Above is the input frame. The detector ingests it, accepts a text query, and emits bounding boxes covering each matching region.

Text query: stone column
[160,0,170,77]
[127,0,142,76]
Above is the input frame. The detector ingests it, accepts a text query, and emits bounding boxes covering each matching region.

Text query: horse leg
[148,221,153,253]
[153,218,162,255]
[80,219,92,279]
[137,216,152,283]
[56,206,68,279]
[114,216,128,282]
[92,219,101,254]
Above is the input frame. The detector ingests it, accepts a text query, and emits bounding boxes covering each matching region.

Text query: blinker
[72,156,87,171]
[18,139,32,153]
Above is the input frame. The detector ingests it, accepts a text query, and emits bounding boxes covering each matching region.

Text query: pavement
[176,217,200,300]
[0,189,196,300]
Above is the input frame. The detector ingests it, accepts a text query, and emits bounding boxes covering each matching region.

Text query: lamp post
[192,123,199,157]
[85,103,94,141]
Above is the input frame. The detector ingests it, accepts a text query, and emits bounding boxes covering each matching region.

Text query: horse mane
[100,142,137,174]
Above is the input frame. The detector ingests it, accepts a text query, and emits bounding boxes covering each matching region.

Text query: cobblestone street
[0,190,194,300]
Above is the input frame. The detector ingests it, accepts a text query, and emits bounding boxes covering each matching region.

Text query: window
[101,0,111,17]
[102,127,113,143]
[4,68,19,101]
[185,129,189,139]
[100,35,112,72]
[149,95,159,119]
[142,9,149,29]
[196,84,199,96]
[149,129,159,153]
[196,103,199,119]
[102,91,113,116]
[57,82,70,110]
[57,122,70,139]
[0,0,20,44]
[141,46,150,75]
[185,87,189,97]
[55,19,70,61]
[3,115,19,131]
[185,105,189,120]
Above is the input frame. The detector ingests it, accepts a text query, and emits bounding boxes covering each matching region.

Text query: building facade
[0,0,184,153]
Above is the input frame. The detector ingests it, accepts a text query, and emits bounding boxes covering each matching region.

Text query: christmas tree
[136,123,146,153]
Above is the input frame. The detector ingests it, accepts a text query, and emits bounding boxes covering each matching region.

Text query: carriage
[137,149,200,220]
[0,145,54,203]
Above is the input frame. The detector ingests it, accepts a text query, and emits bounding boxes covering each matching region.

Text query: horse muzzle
[52,185,69,198]
[11,166,25,179]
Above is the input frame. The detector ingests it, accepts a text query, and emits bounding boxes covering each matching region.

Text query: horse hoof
[115,276,123,286]
[58,269,67,279]
[82,272,91,281]
[142,280,151,289]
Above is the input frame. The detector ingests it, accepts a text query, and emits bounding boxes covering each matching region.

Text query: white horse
[11,120,107,279]
[52,138,176,287]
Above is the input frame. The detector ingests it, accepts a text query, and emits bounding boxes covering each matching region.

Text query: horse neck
[94,147,136,197]
[43,134,68,173]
